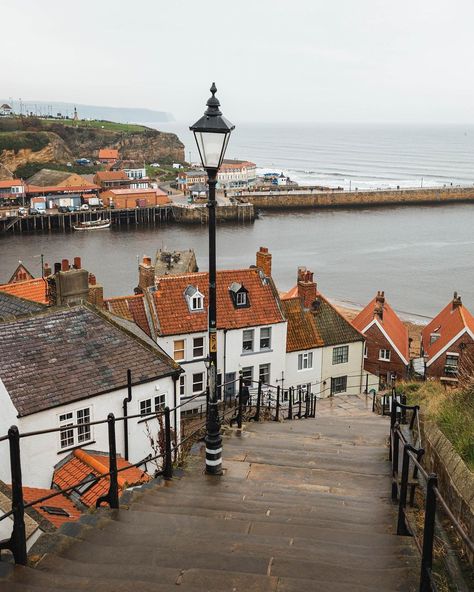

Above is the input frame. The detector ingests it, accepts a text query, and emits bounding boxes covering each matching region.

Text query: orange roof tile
[98,149,119,160]
[53,449,149,508]
[94,171,129,182]
[104,294,151,337]
[22,486,81,528]
[150,269,285,336]
[0,179,24,189]
[353,293,409,362]
[0,278,48,304]
[421,295,474,363]
[281,297,324,352]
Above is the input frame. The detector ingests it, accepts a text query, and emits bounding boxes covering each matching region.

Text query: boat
[73,218,111,231]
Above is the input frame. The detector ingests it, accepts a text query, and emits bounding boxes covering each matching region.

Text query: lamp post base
[205,401,223,475]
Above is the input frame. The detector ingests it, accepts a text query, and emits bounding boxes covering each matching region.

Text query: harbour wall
[246,187,474,210]
[171,203,255,224]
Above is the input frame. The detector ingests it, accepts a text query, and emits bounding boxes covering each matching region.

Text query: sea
[1,122,474,320]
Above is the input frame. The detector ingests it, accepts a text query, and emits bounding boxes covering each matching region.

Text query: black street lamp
[190,83,234,475]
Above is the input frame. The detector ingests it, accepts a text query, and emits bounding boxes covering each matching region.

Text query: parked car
[29,208,39,215]
[67,205,79,212]
[80,204,90,211]
[58,206,69,213]
[18,207,28,217]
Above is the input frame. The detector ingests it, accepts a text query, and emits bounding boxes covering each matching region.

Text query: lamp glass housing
[193,130,231,170]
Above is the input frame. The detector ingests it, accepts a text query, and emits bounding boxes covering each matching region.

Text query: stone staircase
[1,395,419,591]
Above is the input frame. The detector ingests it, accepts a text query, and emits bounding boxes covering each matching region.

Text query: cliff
[0,118,184,178]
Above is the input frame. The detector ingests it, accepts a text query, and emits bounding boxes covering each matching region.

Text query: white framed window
[140,395,166,416]
[242,366,253,383]
[379,349,391,361]
[430,333,440,345]
[259,363,270,385]
[330,376,347,395]
[260,327,271,350]
[191,293,203,310]
[445,353,459,375]
[193,336,205,358]
[155,394,166,412]
[364,343,368,358]
[242,329,254,352]
[179,375,186,397]
[298,351,313,370]
[59,407,92,450]
[140,399,152,416]
[236,292,247,306]
[332,345,349,365]
[173,339,185,362]
[193,372,204,394]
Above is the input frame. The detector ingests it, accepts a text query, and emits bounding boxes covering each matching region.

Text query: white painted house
[144,248,287,412]
[0,305,181,489]
[282,267,365,398]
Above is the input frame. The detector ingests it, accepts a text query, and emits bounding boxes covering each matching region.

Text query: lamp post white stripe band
[205,458,222,467]
[206,447,222,455]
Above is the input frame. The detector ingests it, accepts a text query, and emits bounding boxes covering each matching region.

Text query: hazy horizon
[3,0,474,125]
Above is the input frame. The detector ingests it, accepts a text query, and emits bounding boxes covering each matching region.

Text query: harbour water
[1,123,473,319]
[1,204,473,320]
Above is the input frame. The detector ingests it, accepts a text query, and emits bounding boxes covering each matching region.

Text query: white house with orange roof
[352,291,410,392]
[144,248,287,412]
[421,292,474,382]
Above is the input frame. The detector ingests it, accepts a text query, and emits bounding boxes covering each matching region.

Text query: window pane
[332,346,348,364]
[242,366,253,383]
[260,327,271,350]
[193,373,204,393]
[179,375,186,396]
[154,394,166,411]
[140,399,152,416]
[242,329,254,352]
[174,340,185,361]
[259,363,270,385]
[60,425,74,449]
[193,337,204,358]
[77,408,91,443]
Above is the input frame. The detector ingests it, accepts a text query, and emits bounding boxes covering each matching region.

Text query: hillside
[0,117,184,179]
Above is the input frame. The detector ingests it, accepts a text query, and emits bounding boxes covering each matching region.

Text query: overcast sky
[3,0,474,123]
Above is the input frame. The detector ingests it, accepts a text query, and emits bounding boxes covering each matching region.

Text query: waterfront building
[421,292,474,383]
[100,187,170,208]
[93,170,131,190]
[111,161,149,189]
[0,304,181,489]
[352,291,410,392]
[178,159,257,192]
[98,148,119,164]
[0,179,26,203]
[281,267,365,398]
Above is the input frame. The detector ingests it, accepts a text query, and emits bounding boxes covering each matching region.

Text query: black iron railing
[388,399,474,592]
[0,372,317,565]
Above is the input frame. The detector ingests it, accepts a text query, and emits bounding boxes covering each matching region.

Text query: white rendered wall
[320,341,365,398]
[284,349,323,396]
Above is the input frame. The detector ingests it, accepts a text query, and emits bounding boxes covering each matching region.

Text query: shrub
[0,132,50,154]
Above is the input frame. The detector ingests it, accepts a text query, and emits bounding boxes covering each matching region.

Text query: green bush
[0,132,50,154]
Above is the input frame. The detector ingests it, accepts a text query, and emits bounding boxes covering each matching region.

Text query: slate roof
[103,294,151,337]
[149,269,285,336]
[422,294,474,364]
[0,291,46,320]
[53,449,149,508]
[281,297,324,352]
[0,277,48,304]
[0,304,180,416]
[353,294,409,363]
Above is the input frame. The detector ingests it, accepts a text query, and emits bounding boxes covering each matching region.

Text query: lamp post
[190,83,235,475]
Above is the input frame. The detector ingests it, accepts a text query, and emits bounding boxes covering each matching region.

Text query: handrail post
[420,474,438,592]
[392,426,400,500]
[255,380,262,421]
[237,375,243,429]
[288,386,293,420]
[274,386,280,421]
[311,393,316,417]
[409,405,420,430]
[297,388,302,418]
[163,407,173,480]
[97,413,119,509]
[400,393,407,424]
[3,426,27,565]
[397,444,412,536]
[304,392,310,418]
[372,389,376,412]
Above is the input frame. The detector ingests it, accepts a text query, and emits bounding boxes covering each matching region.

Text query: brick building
[421,292,474,383]
[353,291,410,391]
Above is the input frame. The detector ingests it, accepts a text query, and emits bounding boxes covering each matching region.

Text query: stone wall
[247,187,474,210]
[421,420,474,564]
[172,203,255,224]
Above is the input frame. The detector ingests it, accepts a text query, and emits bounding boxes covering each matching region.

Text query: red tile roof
[22,486,81,528]
[102,187,167,196]
[422,295,474,363]
[94,171,129,182]
[8,263,35,284]
[0,278,48,304]
[53,449,149,508]
[104,294,151,337]
[281,297,324,352]
[98,149,119,160]
[353,293,409,363]
[150,269,285,336]
[0,179,24,189]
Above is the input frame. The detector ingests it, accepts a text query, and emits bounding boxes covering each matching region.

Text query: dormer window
[184,285,204,312]
[430,332,440,345]
[229,282,250,308]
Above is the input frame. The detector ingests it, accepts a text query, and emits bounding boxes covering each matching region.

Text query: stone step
[130,499,396,534]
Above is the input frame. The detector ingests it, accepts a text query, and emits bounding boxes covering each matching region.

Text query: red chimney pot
[61,259,69,272]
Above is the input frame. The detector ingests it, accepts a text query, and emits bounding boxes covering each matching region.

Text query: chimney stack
[73,256,82,269]
[138,255,155,292]
[256,247,272,277]
[54,262,61,275]
[43,263,52,278]
[452,291,462,309]
[374,290,385,320]
[297,266,317,309]
[87,273,104,307]
[61,259,69,272]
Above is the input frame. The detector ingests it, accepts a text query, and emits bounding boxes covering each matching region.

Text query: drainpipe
[173,374,178,460]
[223,329,228,399]
[123,369,132,460]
